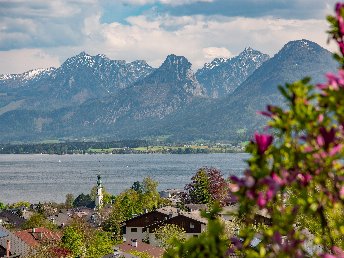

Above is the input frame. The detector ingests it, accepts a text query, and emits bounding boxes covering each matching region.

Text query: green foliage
[86,231,114,258]
[65,193,74,209]
[129,250,153,258]
[62,218,113,258]
[186,168,211,204]
[73,193,94,208]
[8,201,30,209]
[103,177,162,239]
[61,225,85,257]
[227,5,344,256]
[0,202,5,210]
[164,204,229,258]
[184,168,229,206]
[154,224,186,249]
[22,212,56,230]
[131,181,143,194]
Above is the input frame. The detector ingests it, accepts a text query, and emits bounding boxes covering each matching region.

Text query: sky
[0,0,338,74]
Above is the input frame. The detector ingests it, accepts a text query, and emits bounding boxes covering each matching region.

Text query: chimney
[32,228,36,233]
[6,240,10,258]
[131,239,138,247]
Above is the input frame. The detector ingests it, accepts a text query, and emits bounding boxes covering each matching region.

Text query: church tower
[95,175,103,209]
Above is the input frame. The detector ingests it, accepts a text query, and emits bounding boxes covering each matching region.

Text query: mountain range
[0,39,337,143]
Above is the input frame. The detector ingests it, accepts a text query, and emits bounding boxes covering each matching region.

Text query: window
[131,228,138,232]
[190,222,195,229]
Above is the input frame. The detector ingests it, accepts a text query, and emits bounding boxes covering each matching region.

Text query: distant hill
[0,40,337,142]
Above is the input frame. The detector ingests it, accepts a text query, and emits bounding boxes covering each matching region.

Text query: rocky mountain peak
[161,54,191,69]
[275,39,326,61]
[196,48,269,98]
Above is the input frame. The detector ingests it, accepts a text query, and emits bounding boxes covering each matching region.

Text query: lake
[0,153,249,204]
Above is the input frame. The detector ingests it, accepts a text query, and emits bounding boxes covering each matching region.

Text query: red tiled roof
[118,242,164,258]
[14,227,61,247]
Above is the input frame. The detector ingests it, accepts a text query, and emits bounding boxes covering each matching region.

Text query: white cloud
[76,14,334,70]
[0,1,337,74]
[203,47,232,60]
[0,49,60,74]
[119,0,213,6]
[0,0,99,50]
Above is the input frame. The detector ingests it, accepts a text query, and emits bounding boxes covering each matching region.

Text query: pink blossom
[266,187,275,201]
[257,192,267,208]
[332,246,344,257]
[271,172,285,186]
[255,133,273,155]
[246,190,255,200]
[297,173,312,186]
[318,114,324,123]
[244,176,255,188]
[329,144,343,156]
[340,186,344,199]
[339,42,344,56]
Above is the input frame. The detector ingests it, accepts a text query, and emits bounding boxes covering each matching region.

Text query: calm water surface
[0,153,249,204]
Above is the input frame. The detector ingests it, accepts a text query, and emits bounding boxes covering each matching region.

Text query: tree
[86,231,114,258]
[184,168,229,206]
[61,225,85,257]
[154,224,186,249]
[65,193,74,209]
[103,177,163,240]
[184,168,211,204]
[131,181,143,194]
[0,202,5,210]
[8,201,30,209]
[62,218,113,258]
[73,193,94,208]
[22,212,55,230]
[141,177,161,210]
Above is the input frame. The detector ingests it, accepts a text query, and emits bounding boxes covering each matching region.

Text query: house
[49,206,109,228]
[0,211,26,228]
[0,225,31,257]
[14,227,61,248]
[123,206,179,243]
[145,212,207,246]
[123,206,207,247]
[48,210,72,228]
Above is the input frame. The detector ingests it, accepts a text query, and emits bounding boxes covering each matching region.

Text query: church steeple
[95,175,103,209]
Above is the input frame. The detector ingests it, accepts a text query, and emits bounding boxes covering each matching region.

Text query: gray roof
[0,230,8,238]
[0,225,31,257]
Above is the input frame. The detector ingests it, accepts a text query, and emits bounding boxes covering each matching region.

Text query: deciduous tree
[154,224,186,249]
[184,168,229,206]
